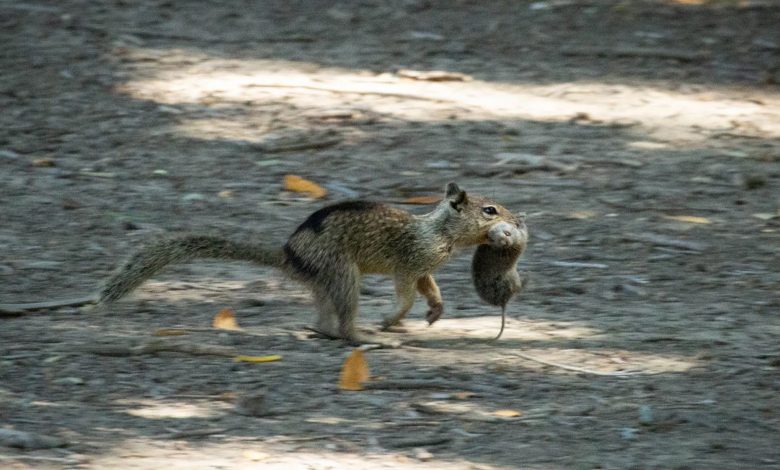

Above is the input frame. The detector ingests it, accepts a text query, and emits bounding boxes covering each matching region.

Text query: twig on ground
[623,233,708,252]
[550,261,609,269]
[264,435,332,444]
[155,327,270,339]
[597,197,728,213]
[256,136,342,153]
[245,83,453,103]
[0,429,67,450]
[0,295,98,315]
[158,428,231,440]
[0,455,77,464]
[82,339,236,357]
[504,351,645,377]
[404,344,646,377]
[81,24,314,43]
[362,380,454,391]
[385,435,453,448]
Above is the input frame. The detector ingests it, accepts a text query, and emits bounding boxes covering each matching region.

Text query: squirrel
[471,217,529,340]
[99,182,523,346]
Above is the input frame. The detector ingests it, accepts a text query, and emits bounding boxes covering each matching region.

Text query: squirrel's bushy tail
[99,235,283,302]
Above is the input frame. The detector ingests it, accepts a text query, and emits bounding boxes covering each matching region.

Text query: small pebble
[54,377,84,385]
[181,192,206,202]
[234,391,270,417]
[639,404,654,425]
[620,427,638,440]
[413,447,434,461]
[425,160,459,169]
[0,149,20,160]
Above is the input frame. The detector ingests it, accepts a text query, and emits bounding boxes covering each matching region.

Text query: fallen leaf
[338,349,370,391]
[283,175,328,199]
[233,355,282,363]
[216,391,237,401]
[217,190,234,198]
[213,308,240,330]
[401,195,441,205]
[32,158,55,167]
[493,409,522,418]
[153,328,190,337]
[453,391,476,400]
[663,215,711,224]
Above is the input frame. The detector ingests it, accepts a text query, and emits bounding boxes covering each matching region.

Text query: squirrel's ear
[445,182,467,212]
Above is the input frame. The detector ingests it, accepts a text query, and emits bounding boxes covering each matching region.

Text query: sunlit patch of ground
[86,438,547,470]
[399,317,700,375]
[116,399,230,420]
[420,316,602,342]
[117,53,780,146]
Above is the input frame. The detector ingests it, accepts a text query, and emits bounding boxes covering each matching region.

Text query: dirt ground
[1,0,779,469]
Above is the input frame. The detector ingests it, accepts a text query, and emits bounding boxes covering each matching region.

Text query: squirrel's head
[439,182,526,248]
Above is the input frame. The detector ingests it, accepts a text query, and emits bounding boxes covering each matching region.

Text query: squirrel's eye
[482,206,498,216]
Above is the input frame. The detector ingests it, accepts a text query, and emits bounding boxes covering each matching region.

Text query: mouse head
[439,182,526,248]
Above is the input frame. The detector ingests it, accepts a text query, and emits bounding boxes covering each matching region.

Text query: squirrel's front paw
[380,317,404,331]
[425,303,444,325]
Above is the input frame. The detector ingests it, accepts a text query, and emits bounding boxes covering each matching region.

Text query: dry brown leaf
[663,215,711,224]
[401,195,441,205]
[338,349,370,391]
[232,355,282,363]
[213,308,240,330]
[153,328,190,337]
[32,158,56,167]
[217,391,237,402]
[493,409,522,418]
[283,175,327,199]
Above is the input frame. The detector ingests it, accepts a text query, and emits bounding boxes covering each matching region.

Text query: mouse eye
[482,206,498,216]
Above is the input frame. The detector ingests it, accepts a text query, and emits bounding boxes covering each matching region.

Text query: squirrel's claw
[425,303,444,326]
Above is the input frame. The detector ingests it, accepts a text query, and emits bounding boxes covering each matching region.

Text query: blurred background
[1,1,778,469]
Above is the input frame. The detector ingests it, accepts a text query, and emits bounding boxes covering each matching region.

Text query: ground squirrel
[472,218,528,340]
[100,183,522,345]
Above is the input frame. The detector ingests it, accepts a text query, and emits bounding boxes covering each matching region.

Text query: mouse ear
[444,182,468,212]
